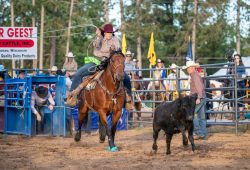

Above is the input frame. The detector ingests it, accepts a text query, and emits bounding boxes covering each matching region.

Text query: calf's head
[179,94,198,120]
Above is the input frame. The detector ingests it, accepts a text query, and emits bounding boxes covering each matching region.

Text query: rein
[83,51,125,111]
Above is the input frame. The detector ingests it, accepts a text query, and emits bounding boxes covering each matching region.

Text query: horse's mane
[100,49,124,70]
[109,49,124,58]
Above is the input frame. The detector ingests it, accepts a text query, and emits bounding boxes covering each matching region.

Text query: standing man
[165,63,183,101]
[124,51,135,76]
[183,61,207,140]
[133,58,140,76]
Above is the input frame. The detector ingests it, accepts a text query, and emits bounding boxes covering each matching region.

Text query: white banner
[0,27,37,60]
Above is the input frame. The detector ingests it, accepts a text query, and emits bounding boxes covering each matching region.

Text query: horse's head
[108,50,125,81]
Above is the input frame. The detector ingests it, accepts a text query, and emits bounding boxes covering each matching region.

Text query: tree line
[0,0,249,74]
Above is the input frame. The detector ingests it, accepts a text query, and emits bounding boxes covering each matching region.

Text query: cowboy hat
[101,23,118,33]
[133,58,138,62]
[35,86,48,99]
[126,51,132,56]
[182,61,200,69]
[169,63,178,69]
[157,59,161,63]
[66,52,75,58]
[51,66,58,72]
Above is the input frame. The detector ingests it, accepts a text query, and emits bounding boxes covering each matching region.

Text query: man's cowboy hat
[157,59,161,63]
[51,66,58,72]
[126,51,132,56]
[66,52,75,58]
[169,63,178,69]
[35,86,48,99]
[133,59,138,62]
[101,23,118,33]
[182,61,200,69]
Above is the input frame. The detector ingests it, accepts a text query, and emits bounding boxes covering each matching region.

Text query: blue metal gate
[31,75,66,136]
[4,77,33,136]
[4,75,66,136]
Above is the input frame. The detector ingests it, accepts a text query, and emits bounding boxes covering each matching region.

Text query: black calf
[152,94,197,155]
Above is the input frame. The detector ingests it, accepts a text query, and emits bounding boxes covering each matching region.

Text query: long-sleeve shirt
[236,64,246,81]
[63,61,78,76]
[190,71,205,99]
[124,61,135,74]
[31,91,55,115]
[93,35,120,61]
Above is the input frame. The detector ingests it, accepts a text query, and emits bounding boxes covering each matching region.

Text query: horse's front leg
[110,109,122,148]
[99,111,117,151]
[99,117,106,143]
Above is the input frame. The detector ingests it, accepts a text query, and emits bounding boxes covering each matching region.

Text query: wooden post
[104,0,109,23]
[120,0,125,34]
[11,0,15,71]
[32,0,37,69]
[236,0,241,54]
[39,4,44,70]
[192,0,197,61]
[136,0,142,77]
[66,0,74,56]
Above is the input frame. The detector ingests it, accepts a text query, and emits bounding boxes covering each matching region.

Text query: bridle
[108,51,125,83]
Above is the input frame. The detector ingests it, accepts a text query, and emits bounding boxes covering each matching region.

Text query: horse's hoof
[74,133,81,142]
[99,139,105,143]
[107,146,118,152]
[150,149,157,154]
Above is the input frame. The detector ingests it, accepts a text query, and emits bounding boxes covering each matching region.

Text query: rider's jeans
[70,63,96,91]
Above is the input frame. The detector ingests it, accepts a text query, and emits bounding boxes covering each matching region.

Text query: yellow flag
[147,32,156,66]
[122,34,127,54]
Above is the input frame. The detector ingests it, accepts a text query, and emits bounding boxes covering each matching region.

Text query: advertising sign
[0,27,37,59]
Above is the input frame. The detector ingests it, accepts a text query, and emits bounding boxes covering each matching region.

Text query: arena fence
[128,62,250,135]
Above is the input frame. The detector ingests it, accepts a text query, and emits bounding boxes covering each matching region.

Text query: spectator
[124,50,136,120]
[17,70,26,79]
[183,61,206,140]
[161,60,166,79]
[164,63,183,101]
[63,52,78,78]
[234,54,246,120]
[125,50,136,77]
[195,59,205,77]
[31,86,55,134]
[132,58,140,76]
[50,66,58,76]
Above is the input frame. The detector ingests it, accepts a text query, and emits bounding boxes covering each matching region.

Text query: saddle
[66,71,104,106]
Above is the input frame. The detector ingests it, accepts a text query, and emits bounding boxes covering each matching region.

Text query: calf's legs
[152,125,160,153]
[182,130,189,146]
[165,133,173,155]
[188,123,195,152]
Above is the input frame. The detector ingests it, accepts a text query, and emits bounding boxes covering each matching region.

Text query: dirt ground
[0,127,250,170]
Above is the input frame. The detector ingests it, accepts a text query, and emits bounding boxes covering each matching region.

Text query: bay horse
[75,50,125,152]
